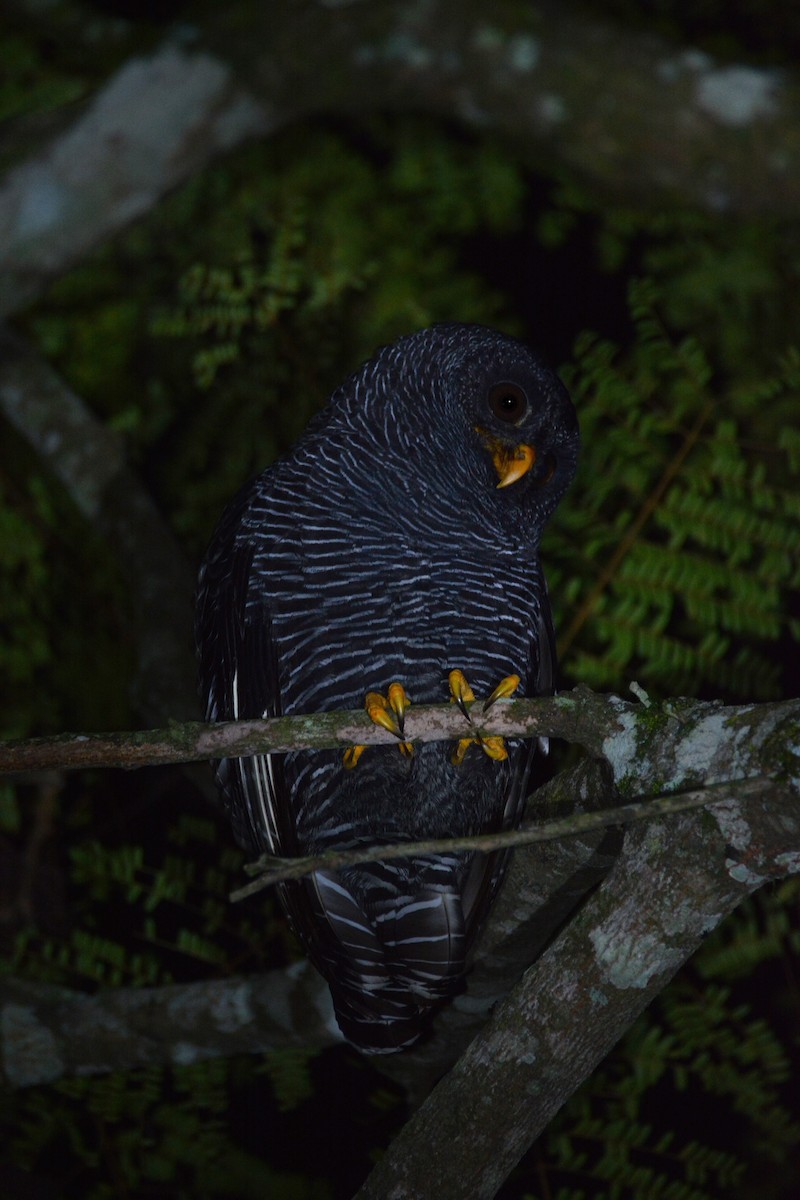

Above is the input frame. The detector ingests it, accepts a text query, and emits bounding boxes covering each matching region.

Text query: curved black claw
[448,669,476,723]
[448,669,520,764]
[482,673,521,713]
[344,683,413,768]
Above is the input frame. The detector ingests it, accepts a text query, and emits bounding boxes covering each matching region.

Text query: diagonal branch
[354,772,799,1200]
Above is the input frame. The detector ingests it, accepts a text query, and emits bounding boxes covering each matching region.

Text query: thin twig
[230,776,772,900]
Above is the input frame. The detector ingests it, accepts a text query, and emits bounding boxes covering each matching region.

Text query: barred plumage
[196,323,579,1052]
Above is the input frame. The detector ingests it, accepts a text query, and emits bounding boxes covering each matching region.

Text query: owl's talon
[451,732,509,764]
[346,684,414,765]
[448,669,476,722]
[343,744,366,770]
[451,736,474,766]
[478,735,508,761]
[449,670,518,764]
[482,673,521,713]
[387,682,410,734]
[366,691,402,736]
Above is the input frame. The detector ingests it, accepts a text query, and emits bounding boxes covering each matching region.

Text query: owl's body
[197,324,579,1052]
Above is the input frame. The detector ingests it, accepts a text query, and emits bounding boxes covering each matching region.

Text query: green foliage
[0,32,86,125]
[538,178,800,380]
[1,781,332,1198]
[2,17,800,1195]
[0,781,22,832]
[259,1047,317,1113]
[548,280,800,700]
[0,477,53,736]
[8,1060,331,1199]
[0,463,134,737]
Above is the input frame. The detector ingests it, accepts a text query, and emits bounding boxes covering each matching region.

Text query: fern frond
[551,285,799,700]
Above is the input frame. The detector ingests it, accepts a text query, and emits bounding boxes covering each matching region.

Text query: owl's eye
[488,381,528,424]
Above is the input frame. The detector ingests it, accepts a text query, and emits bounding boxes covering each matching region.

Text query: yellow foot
[448,669,476,721]
[482,673,521,713]
[343,683,413,769]
[448,669,520,764]
[343,744,366,770]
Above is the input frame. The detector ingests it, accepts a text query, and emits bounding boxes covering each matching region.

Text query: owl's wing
[196,480,295,859]
[196,486,415,1042]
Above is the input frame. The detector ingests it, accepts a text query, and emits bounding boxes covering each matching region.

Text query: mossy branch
[4,688,797,905]
[3,688,796,799]
[0,687,616,775]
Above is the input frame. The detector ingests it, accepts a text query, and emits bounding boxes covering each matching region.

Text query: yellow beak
[492,442,536,488]
[475,426,536,488]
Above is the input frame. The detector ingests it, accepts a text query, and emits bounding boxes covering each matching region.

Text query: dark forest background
[1,1,799,1197]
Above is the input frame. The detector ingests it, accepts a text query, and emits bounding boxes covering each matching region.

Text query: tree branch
[355,772,798,1200]
[0,38,271,318]
[350,692,800,1197]
[0,758,610,1089]
[0,759,617,1094]
[0,688,611,775]
[1,686,797,1174]
[0,325,198,724]
[3,689,796,797]
[232,775,771,899]
[0,962,340,1090]
[3,1,800,317]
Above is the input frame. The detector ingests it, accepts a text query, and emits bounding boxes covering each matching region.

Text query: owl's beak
[492,442,536,488]
[475,427,536,488]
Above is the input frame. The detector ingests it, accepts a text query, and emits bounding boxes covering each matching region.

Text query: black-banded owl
[196,324,579,1052]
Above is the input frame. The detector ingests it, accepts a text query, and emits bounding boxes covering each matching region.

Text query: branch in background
[1,758,613,1090]
[0,758,618,1096]
[2,1,800,318]
[0,40,271,317]
[0,325,198,724]
[0,962,340,1089]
